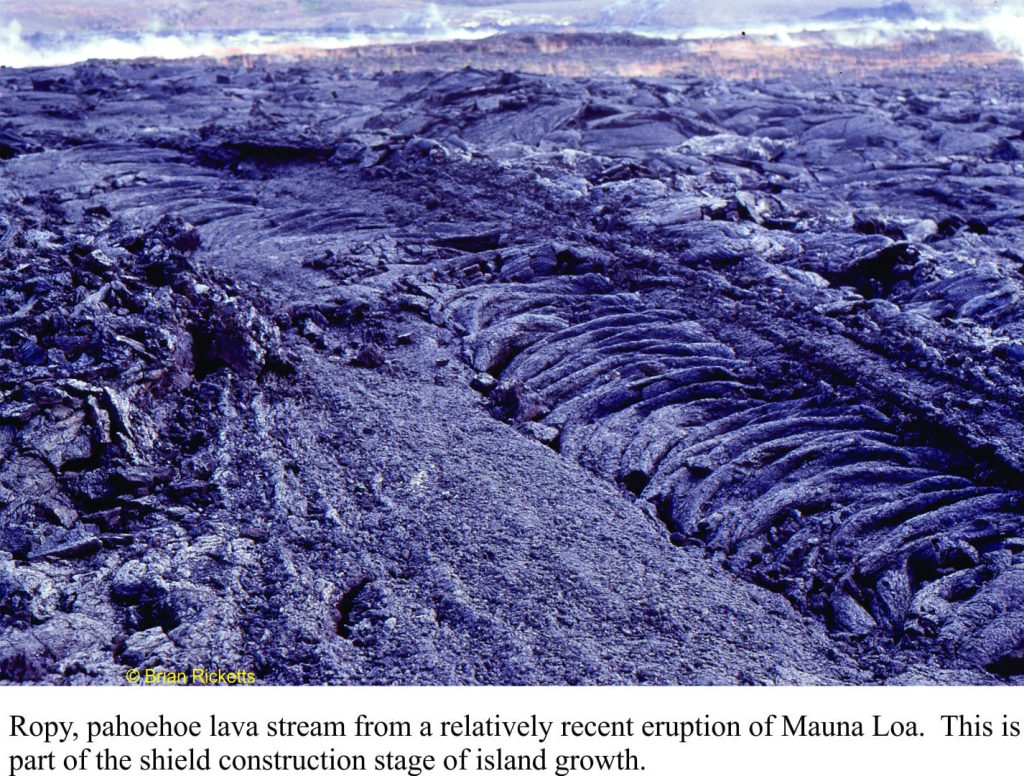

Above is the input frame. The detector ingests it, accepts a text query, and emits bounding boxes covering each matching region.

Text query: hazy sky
[1,0,1018,69]
[0,0,1013,36]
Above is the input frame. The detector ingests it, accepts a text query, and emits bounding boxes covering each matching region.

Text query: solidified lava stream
[2,37,1024,683]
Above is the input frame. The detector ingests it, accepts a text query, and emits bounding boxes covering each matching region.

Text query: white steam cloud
[978,5,1024,59]
[0,2,1022,69]
[0,10,502,69]
[636,3,1024,59]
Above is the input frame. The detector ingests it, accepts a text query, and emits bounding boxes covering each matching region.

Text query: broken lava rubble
[1,45,1024,684]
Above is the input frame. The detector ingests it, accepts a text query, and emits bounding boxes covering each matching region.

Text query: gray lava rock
[3,43,1024,686]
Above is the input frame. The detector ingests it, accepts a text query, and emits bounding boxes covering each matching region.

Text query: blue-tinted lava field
[1,34,1024,683]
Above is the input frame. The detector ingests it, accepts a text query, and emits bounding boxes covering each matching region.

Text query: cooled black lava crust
[1,46,1023,684]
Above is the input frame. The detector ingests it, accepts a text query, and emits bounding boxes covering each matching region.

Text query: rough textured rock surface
[0,36,1022,684]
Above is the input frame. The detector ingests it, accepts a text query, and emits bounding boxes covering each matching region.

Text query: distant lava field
[1,33,1024,684]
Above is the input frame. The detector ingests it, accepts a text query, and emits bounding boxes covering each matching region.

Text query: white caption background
[1,687,1016,776]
